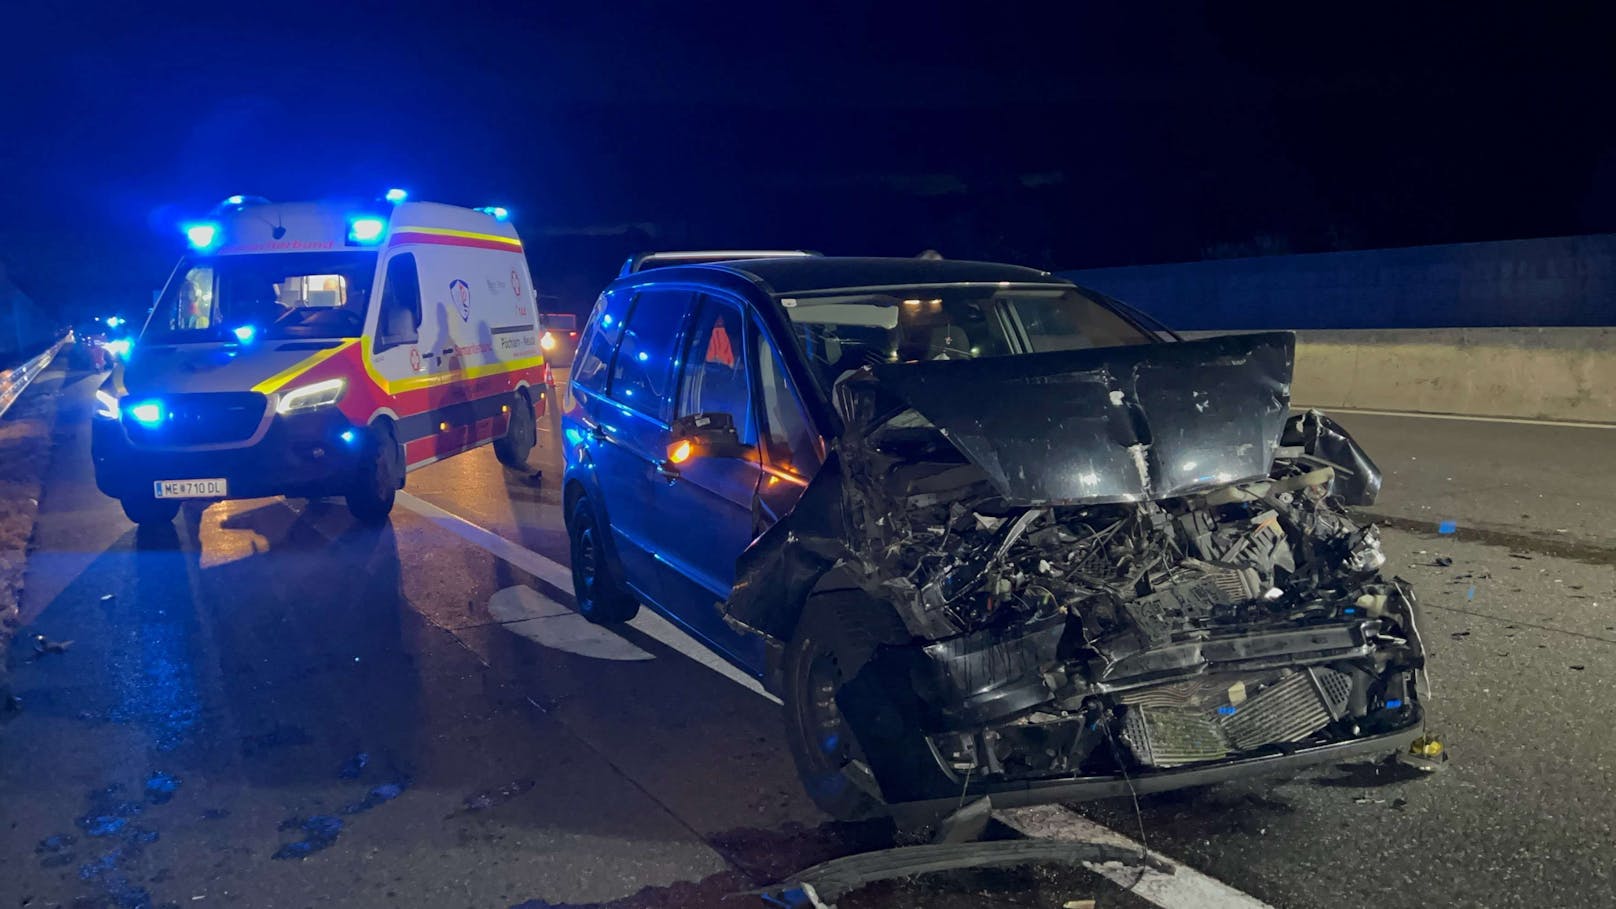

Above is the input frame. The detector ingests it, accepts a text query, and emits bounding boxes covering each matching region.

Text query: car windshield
[141,251,378,344]
[777,284,1156,389]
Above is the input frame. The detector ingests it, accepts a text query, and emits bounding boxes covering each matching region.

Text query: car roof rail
[619,249,820,277]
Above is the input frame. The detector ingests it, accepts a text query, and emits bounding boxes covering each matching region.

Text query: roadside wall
[1063,235,1616,422]
[1284,328,1616,423]
[1063,233,1616,330]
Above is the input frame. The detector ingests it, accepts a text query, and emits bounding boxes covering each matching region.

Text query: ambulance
[92,192,547,525]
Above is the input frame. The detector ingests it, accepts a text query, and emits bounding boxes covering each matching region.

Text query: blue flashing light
[339,429,357,444]
[232,325,257,344]
[225,194,246,206]
[1385,698,1404,710]
[636,351,649,362]
[1217,705,1238,716]
[476,206,510,221]
[1342,606,1357,615]
[384,188,408,203]
[104,338,131,358]
[128,402,163,427]
[601,314,614,327]
[347,216,387,245]
[184,222,219,251]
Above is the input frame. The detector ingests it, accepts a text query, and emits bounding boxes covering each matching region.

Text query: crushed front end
[727,333,1428,810]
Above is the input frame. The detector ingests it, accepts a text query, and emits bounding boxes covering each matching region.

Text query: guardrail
[0,334,71,421]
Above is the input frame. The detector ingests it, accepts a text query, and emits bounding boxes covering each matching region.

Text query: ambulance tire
[347,422,402,525]
[494,389,536,470]
[568,497,639,625]
[120,494,181,526]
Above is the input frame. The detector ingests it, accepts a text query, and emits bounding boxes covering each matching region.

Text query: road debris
[144,771,181,804]
[458,778,537,814]
[32,633,73,657]
[273,815,344,860]
[337,751,370,779]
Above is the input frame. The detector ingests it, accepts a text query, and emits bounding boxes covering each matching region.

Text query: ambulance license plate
[153,478,228,499]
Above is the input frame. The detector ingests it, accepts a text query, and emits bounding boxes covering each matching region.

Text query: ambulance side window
[376,254,422,351]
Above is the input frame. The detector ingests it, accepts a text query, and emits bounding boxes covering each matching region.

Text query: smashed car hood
[847,332,1296,505]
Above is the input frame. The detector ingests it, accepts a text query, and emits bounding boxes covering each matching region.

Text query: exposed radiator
[1119,668,1351,767]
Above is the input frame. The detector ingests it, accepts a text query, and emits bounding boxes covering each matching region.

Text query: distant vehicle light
[384,188,409,203]
[128,401,163,426]
[94,389,121,419]
[104,316,122,328]
[232,325,257,343]
[540,331,557,351]
[103,338,131,358]
[184,222,220,251]
[476,206,510,221]
[347,216,387,245]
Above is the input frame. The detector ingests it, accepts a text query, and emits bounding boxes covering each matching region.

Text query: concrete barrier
[1242,328,1616,424]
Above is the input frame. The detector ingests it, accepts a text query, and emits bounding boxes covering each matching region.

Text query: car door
[585,287,694,605]
[652,294,767,670]
[751,320,825,530]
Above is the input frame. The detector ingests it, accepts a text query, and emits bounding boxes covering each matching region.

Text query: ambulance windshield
[143,251,378,344]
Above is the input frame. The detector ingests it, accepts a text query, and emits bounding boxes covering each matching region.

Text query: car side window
[572,291,632,393]
[375,253,421,351]
[608,288,693,419]
[676,296,751,441]
[754,332,821,479]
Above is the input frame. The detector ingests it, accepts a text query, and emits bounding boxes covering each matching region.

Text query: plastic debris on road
[1438,520,1458,534]
[145,771,181,804]
[337,751,370,779]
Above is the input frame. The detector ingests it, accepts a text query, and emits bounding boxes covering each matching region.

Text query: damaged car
[560,254,1428,820]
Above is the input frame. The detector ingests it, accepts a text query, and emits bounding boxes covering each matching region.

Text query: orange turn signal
[540,331,557,351]
[669,439,692,463]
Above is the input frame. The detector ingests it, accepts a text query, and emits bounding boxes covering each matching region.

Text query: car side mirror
[667,412,753,463]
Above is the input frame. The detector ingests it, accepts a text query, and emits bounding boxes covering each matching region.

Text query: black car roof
[642,256,1068,297]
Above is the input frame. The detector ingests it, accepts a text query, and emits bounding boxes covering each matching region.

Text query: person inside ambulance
[177,276,211,329]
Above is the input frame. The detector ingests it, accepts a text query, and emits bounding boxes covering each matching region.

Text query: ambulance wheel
[568,497,638,624]
[347,422,402,525]
[494,389,536,470]
[120,494,181,526]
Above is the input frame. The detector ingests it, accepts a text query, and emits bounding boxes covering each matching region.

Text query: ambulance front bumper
[92,408,367,501]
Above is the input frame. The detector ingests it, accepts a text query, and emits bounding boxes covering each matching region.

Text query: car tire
[780,594,904,822]
[119,494,181,526]
[346,421,402,525]
[567,497,638,624]
[493,389,536,470]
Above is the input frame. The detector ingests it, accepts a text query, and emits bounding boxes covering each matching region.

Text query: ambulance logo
[449,279,471,322]
[510,269,523,298]
[409,347,422,372]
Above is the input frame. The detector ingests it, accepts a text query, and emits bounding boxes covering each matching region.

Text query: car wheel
[346,421,402,525]
[493,389,536,469]
[781,597,896,821]
[119,494,181,526]
[567,497,638,624]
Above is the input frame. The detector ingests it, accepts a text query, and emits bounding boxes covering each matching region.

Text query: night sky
[2,2,1613,316]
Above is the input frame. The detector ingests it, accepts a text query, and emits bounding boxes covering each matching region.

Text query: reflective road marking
[395,492,779,703]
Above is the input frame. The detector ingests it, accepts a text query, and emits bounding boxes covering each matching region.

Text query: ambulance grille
[124,392,270,448]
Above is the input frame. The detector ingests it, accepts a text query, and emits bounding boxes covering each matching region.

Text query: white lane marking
[396,492,780,703]
[1301,405,1616,430]
[998,805,1275,909]
[398,493,1269,908]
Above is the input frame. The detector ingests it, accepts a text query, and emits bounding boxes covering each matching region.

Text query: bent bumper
[92,410,366,501]
[900,712,1425,814]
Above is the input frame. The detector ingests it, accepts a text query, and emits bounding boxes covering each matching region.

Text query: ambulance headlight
[95,389,122,420]
[104,338,131,358]
[276,378,346,415]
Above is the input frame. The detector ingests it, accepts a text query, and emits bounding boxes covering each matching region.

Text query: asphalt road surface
[4,368,1615,909]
